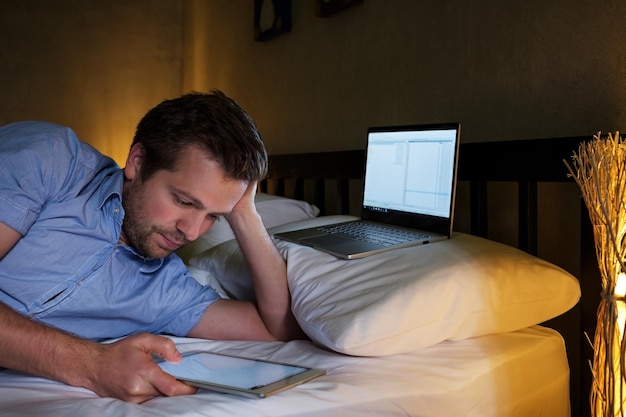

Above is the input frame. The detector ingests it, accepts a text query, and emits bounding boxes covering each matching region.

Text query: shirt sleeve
[150,259,222,337]
[0,121,100,235]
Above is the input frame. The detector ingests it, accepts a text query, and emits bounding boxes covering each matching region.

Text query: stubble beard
[121,181,177,259]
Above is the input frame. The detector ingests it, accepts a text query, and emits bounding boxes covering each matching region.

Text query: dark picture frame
[254,0,292,42]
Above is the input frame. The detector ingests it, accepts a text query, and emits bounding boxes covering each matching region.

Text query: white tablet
[154,350,326,398]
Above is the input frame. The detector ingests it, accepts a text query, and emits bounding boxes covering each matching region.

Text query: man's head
[120,90,267,258]
[131,90,267,183]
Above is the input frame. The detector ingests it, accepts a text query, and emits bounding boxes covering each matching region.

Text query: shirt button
[114,207,120,214]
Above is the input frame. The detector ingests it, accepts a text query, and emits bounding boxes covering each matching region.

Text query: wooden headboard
[261,136,596,417]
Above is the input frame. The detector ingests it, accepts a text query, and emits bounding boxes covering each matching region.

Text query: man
[0,90,305,403]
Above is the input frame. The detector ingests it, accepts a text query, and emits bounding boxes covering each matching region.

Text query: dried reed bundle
[565,132,626,417]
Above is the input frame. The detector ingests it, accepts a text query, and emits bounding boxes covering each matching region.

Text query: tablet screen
[158,351,309,390]
[155,350,325,398]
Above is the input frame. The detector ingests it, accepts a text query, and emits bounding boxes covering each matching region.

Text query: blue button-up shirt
[0,121,219,340]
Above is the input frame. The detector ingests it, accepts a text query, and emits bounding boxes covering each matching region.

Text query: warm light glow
[617,272,626,339]
[616,272,626,416]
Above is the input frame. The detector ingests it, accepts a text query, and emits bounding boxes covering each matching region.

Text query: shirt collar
[104,169,166,272]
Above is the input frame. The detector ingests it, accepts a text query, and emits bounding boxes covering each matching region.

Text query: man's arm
[0,302,195,402]
[189,183,306,342]
[0,222,195,403]
[0,221,20,260]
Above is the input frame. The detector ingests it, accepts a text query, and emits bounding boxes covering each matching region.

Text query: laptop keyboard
[318,222,430,247]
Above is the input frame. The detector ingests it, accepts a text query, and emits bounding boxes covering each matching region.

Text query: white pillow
[189,216,357,301]
[188,217,581,356]
[176,193,319,264]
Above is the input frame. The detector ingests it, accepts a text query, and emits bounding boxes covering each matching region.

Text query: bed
[0,136,592,417]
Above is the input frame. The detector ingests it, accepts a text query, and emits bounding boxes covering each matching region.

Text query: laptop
[274,122,461,259]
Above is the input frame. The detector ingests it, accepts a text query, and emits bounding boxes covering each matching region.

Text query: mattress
[0,325,570,417]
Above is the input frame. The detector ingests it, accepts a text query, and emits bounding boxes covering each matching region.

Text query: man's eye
[209,214,221,222]
[175,196,193,206]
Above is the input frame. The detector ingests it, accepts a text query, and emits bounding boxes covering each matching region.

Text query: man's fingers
[135,334,196,397]
[151,337,183,363]
[148,363,198,398]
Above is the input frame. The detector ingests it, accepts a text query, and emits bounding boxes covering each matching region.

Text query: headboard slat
[469,179,488,238]
[519,181,538,255]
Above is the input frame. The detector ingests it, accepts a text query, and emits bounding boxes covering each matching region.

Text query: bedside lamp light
[565,132,626,417]
[614,271,626,415]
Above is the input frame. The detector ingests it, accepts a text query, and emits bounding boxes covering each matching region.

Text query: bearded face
[119,144,247,258]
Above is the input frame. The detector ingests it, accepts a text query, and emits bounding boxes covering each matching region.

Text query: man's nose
[177,214,208,242]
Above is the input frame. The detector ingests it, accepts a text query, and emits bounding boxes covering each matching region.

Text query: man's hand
[84,333,197,403]
[225,181,258,222]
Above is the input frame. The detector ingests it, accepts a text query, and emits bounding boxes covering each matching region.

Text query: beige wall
[0,0,183,166]
[184,0,626,155]
[2,0,626,160]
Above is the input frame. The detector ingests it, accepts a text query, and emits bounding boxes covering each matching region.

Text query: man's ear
[124,143,145,180]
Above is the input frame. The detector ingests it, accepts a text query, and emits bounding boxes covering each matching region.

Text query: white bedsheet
[0,325,570,417]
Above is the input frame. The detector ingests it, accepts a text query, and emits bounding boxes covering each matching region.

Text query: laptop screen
[361,123,460,234]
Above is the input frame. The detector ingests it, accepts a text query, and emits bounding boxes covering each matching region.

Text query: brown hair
[131,89,267,183]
